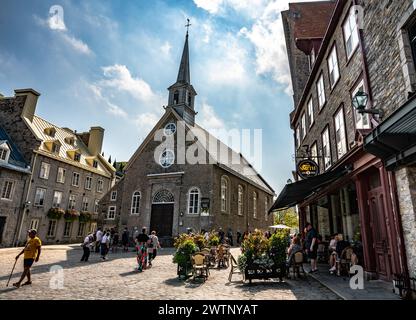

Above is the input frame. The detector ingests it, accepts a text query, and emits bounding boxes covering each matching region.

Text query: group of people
[285,223,360,275]
[134,227,161,272]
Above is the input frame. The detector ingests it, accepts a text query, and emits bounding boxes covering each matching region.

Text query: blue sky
[0,0,316,194]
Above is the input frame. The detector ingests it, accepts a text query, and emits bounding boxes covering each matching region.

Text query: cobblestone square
[0,245,339,300]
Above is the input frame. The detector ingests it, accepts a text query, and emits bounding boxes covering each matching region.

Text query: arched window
[131,191,141,214]
[253,191,257,218]
[153,189,174,204]
[188,188,200,214]
[265,196,269,221]
[238,185,244,216]
[173,90,179,105]
[221,176,229,213]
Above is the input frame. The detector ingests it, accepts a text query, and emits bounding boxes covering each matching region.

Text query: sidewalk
[303,264,400,300]
[0,243,82,253]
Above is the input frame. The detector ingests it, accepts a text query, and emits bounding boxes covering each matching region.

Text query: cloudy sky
[0,0,319,194]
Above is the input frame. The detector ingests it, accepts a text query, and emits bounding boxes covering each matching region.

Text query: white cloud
[134,113,160,134]
[202,23,213,43]
[61,33,92,55]
[99,64,159,103]
[198,102,226,130]
[87,84,128,118]
[193,0,224,14]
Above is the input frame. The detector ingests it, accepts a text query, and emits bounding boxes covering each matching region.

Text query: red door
[368,187,392,280]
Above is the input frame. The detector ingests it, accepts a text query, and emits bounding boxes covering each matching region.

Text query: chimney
[88,126,104,156]
[14,88,40,123]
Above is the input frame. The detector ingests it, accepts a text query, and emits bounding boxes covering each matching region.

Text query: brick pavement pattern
[0,245,339,300]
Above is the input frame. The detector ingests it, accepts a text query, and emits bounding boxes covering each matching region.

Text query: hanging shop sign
[297,159,319,179]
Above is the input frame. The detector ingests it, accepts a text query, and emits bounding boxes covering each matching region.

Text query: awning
[268,166,348,213]
[364,93,416,170]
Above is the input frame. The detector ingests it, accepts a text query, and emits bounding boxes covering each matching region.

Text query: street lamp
[352,91,384,118]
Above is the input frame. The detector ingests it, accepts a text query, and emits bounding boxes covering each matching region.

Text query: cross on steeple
[185,18,191,35]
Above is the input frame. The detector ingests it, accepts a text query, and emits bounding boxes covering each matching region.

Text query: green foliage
[79,212,92,223]
[64,209,80,221]
[274,207,299,229]
[47,207,64,220]
[193,234,207,250]
[269,231,288,266]
[173,239,198,266]
[208,235,220,246]
[241,229,269,260]
[237,254,248,272]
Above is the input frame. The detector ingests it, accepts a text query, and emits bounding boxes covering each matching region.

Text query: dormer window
[44,127,56,137]
[85,157,98,168]
[67,149,81,162]
[44,140,61,155]
[93,160,98,168]
[0,142,10,163]
[65,136,75,146]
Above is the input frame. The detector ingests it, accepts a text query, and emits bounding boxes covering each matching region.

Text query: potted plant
[64,209,80,221]
[79,211,92,223]
[47,207,64,220]
[173,237,198,279]
[208,235,220,247]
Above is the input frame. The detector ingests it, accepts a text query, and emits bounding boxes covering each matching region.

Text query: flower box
[64,209,80,221]
[47,207,65,220]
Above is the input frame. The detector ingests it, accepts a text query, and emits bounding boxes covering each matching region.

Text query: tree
[108,155,112,163]
[113,159,117,169]
[274,207,299,229]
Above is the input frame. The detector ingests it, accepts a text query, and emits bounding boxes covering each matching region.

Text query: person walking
[227,228,233,246]
[122,227,129,252]
[101,231,110,260]
[148,231,161,266]
[13,229,42,288]
[305,223,318,273]
[81,233,94,262]
[95,228,103,253]
[135,227,150,271]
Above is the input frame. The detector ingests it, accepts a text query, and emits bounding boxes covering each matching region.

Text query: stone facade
[0,89,115,246]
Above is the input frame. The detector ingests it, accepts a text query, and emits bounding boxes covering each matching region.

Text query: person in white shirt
[100,231,110,260]
[148,231,161,266]
[95,228,103,253]
[81,233,94,262]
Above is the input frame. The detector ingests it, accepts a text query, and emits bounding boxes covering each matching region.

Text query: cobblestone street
[0,245,339,300]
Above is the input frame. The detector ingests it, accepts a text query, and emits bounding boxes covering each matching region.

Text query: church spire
[167,19,197,126]
[176,20,191,84]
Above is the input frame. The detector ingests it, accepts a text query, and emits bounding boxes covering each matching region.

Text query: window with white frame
[221,176,229,213]
[107,206,116,220]
[352,80,371,129]
[72,172,80,187]
[335,107,347,159]
[307,98,314,127]
[68,195,76,210]
[322,127,332,170]
[311,142,318,168]
[57,167,66,184]
[0,144,10,162]
[253,192,257,218]
[34,188,46,206]
[78,222,85,237]
[131,191,141,214]
[85,176,92,190]
[1,180,14,200]
[39,162,50,180]
[328,45,340,87]
[47,220,57,237]
[52,191,63,208]
[296,125,301,149]
[63,221,72,237]
[188,188,200,214]
[97,179,104,193]
[317,74,326,108]
[94,199,99,214]
[301,113,306,140]
[30,219,39,231]
[82,197,89,211]
[111,191,117,201]
[343,6,359,59]
[237,185,244,216]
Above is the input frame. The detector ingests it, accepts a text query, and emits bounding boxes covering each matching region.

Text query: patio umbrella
[269,224,291,229]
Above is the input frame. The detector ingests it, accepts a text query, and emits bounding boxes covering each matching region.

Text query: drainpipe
[15,152,37,246]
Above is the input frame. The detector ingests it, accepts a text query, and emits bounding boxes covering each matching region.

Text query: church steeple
[167,19,197,126]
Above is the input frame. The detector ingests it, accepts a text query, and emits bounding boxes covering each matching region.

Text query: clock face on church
[164,123,176,136]
[159,149,175,168]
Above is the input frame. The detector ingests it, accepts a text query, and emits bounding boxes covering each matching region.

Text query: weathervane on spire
[185,18,191,35]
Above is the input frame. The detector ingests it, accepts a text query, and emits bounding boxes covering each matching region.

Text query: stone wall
[0,168,28,246]
[395,166,416,276]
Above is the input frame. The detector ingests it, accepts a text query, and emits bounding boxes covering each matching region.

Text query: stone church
[99,31,275,245]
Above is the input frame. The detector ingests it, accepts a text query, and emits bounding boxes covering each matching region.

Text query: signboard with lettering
[297,159,319,179]
[200,198,210,216]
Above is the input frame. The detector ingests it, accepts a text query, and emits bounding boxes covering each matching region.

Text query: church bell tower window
[173,91,179,105]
